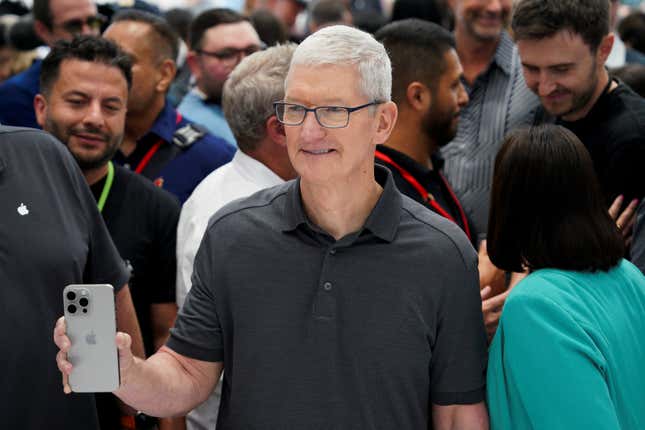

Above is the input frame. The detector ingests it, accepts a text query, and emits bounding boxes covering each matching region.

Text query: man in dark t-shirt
[35,36,177,429]
[513,0,645,206]
[0,130,138,428]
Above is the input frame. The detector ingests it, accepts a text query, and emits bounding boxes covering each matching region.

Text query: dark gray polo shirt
[168,166,487,430]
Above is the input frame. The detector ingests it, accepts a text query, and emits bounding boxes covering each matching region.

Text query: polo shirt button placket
[329,248,337,256]
[323,282,333,291]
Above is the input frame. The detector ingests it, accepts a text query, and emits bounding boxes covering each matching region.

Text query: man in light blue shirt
[179,9,263,147]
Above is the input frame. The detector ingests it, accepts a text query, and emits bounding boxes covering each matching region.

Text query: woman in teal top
[485,125,645,429]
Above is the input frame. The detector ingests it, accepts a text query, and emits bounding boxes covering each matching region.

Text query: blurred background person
[390,0,449,27]
[249,7,288,45]
[486,124,645,429]
[180,8,262,146]
[0,0,102,128]
[308,0,352,33]
[0,14,38,82]
[104,9,234,203]
[607,0,645,68]
[439,0,539,241]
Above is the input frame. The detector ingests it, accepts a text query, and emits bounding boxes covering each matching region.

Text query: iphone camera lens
[79,298,88,307]
[67,304,77,314]
[66,291,76,301]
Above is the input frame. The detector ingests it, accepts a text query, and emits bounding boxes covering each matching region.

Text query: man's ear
[185,51,202,80]
[156,59,177,93]
[265,115,286,147]
[34,94,48,128]
[597,33,615,65]
[374,101,398,145]
[33,20,53,46]
[405,81,432,113]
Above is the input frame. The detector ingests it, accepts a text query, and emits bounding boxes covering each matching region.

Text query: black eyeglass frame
[55,14,107,35]
[196,43,267,61]
[273,101,383,129]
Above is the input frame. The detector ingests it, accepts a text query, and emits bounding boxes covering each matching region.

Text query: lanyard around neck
[134,112,183,174]
[97,161,114,213]
[375,150,472,241]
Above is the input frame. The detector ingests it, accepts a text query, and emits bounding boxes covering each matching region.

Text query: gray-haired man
[56,25,489,430]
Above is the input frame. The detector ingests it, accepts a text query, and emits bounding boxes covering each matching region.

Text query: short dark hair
[487,125,624,273]
[112,9,179,62]
[618,11,645,54]
[189,8,247,51]
[511,0,610,51]
[249,9,287,47]
[374,19,455,104]
[164,7,194,42]
[310,0,348,27]
[390,0,447,26]
[32,0,53,28]
[40,35,132,95]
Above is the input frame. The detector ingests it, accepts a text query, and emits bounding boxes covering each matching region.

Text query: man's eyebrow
[61,90,124,104]
[61,90,90,98]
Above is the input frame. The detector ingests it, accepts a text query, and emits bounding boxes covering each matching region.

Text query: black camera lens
[66,291,76,301]
[82,308,88,314]
[67,304,77,314]
[79,297,88,307]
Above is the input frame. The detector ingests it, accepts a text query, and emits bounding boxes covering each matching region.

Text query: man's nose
[82,101,105,127]
[300,110,326,141]
[538,74,557,97]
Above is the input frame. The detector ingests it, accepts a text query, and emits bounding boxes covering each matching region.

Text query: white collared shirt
[176,150,285,308]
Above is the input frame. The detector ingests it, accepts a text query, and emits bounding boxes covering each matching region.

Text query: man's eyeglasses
[273,101,382,129]
[197,44,266,63]
[55,14,106,35]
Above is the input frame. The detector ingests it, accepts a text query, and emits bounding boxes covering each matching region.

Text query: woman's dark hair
[487,124,624,273]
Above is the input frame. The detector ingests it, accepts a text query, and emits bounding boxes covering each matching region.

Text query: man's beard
[46,118,122,171]
[554,61,599,119]
[423,108,458,149]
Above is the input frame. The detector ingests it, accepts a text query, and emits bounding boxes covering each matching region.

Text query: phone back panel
[63,284,119,392]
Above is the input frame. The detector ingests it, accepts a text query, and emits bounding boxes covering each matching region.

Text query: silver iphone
[63,284,120,392]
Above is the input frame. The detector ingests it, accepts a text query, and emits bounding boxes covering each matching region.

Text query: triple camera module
[65,289,90,315]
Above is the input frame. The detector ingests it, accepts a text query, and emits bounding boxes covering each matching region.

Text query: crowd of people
[1,0,645,429]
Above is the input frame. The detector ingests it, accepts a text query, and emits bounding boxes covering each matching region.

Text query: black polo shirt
[0,126,129,429]
[168,166,487,430]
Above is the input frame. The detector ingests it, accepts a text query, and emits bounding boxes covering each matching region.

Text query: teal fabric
[487,260,645,430]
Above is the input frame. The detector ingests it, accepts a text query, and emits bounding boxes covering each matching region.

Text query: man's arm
[116,285,145,359]
[150,302,178,352]
[54,318,222,417]
[432,403,489,430]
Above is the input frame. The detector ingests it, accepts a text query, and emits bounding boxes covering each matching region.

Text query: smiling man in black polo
[55,25,489,430]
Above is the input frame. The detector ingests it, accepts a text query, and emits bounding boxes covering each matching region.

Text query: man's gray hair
[223,43,297,152]
[288,25,391,102]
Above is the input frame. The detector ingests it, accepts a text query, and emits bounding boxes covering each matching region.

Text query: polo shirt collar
[281,165,401,243]
[145,99,177,143]
[492,31,515,77]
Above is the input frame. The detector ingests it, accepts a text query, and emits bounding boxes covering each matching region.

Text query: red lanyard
[375,149,472,241]
[134,112,182,174]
